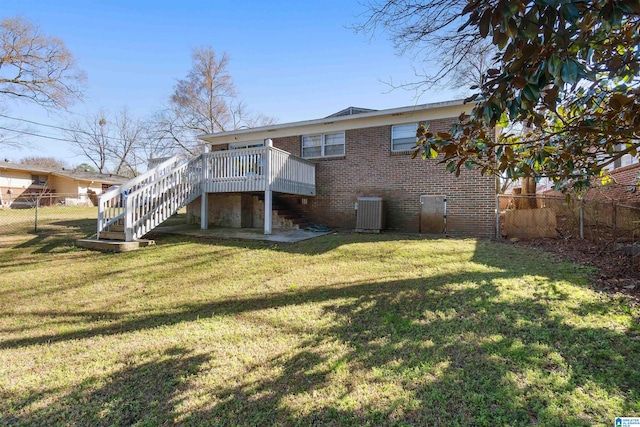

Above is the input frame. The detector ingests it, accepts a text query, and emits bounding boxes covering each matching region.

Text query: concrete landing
[153,224,332,243]
[77,238,155,253]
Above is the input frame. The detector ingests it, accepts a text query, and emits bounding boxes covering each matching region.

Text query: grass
[0,214,639,426]
[0,205,98,235]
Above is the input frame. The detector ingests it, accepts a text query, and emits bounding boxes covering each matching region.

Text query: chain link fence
[0,193,99,235]
[497,193,640,250]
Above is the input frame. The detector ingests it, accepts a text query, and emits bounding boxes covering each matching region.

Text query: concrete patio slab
[152,224,333,243]
[77,238,155,252]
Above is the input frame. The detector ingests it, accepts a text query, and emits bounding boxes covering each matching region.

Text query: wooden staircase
[78,156,200,252]
[98,222,125,240]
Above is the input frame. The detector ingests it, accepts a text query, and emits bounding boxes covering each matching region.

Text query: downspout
[443,196,447,234]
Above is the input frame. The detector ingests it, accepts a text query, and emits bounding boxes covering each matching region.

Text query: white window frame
[301,132,345,159]
[391,123,419,153]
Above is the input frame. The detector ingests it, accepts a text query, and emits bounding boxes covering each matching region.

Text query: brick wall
[272,117,496,237]
[188,194,301,229]
[544,163,640,207]
[586,163,640,206]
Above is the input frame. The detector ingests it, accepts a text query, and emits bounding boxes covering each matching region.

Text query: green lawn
[0,205,98,235]
[0,219,638,426]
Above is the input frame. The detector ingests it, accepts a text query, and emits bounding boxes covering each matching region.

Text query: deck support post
[201,153,209,230]
[264,190,272,235]
[264,142,273,235]
[200,192,209,230]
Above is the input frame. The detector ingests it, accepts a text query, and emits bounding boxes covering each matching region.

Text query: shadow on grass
[149,229,407,256]
[1,346,209,426]
[179,275,639,425]
[10,218,97,254]
[2,237,639,425]
[0,238,244,306]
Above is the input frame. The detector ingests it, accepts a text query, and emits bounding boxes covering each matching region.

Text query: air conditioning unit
[355,197,385,232]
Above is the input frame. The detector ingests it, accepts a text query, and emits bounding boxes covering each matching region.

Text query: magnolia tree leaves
[416,0,640,191]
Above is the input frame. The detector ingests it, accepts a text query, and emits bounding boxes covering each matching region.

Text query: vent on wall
[355,197,385,232]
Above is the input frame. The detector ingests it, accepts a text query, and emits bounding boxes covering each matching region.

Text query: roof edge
[200,99,468,142]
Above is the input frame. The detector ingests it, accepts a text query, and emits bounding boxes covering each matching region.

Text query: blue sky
[2,0,459,164]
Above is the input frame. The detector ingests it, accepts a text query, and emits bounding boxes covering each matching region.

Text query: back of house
[198,99,496,237]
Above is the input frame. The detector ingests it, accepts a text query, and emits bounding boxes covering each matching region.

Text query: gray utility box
[355,197,385,232]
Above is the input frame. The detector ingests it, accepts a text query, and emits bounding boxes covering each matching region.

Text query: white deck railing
[201,147,316,195]
[269,146,316,196]
[202,147,267,193]
[97,147,316,241]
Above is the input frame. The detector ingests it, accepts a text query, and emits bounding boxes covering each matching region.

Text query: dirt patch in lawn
[513,237,640,301]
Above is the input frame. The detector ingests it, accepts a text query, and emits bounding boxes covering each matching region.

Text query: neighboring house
[585,162,640,205]
[95,99,497,242]
[602,145,638,172]
[0,161,128,207]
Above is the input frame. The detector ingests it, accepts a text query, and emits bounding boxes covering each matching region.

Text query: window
[604,143,639,170]
[228,141,264,176]
[620,154,638,168]
[301,132,345,158]
[616,143,638,168]
[229,141,264,150]
[31,174,48,186]
[391,123,419,152]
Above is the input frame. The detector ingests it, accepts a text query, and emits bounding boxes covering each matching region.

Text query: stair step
[108,224,124,232]
[276,213,297,219]
[99,231,126,241]
[267,195,314,230]
[77,238,155,253]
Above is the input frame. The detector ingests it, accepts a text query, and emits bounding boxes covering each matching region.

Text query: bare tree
[152,47,276,156]
[108,108,145,177]
[66,110,110,173]
[171,48,235,135]
[230,100,276,130]
[20,156,68,169]
[448,41,496,94]
[67,108,163,176]
[147,108,200,157]
[0,17,85,109]
[355,1,482,92]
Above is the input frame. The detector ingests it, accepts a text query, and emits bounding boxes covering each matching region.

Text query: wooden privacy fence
[504,208,557,238]
[497,194,640,242]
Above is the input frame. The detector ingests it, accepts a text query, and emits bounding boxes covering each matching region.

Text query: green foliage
[419,0,640,191]
[74,162,96,172]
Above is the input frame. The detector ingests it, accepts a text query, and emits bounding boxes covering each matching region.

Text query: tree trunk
[521,176,537,209]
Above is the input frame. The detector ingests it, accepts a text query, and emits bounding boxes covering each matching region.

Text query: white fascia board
[201,99,473,145]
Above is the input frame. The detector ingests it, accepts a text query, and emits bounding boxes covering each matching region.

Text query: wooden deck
[97,147,316,241]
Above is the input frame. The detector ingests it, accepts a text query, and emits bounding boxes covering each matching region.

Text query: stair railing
[123,156,202,241]
[97,156,180,239]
